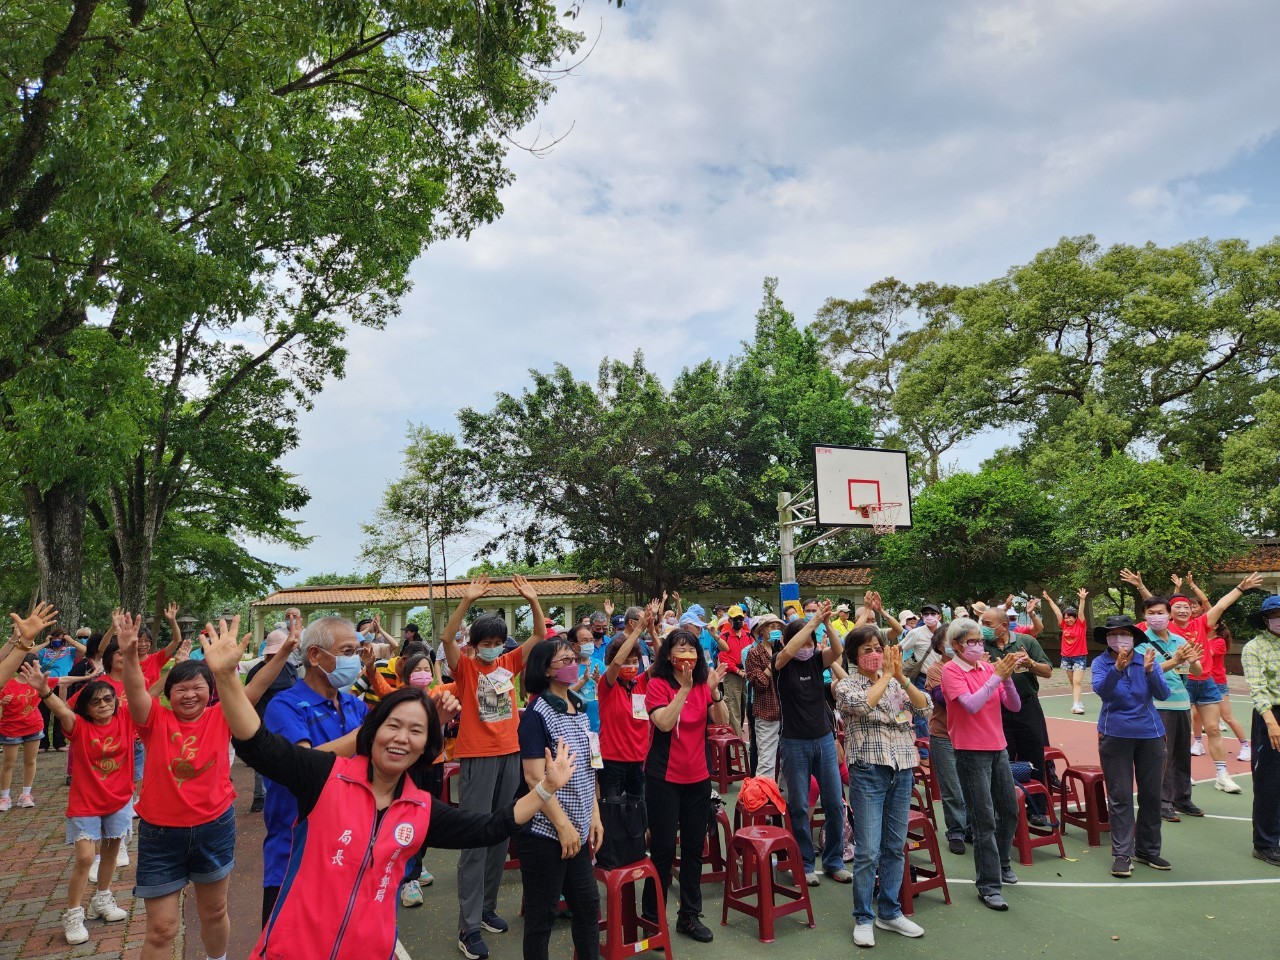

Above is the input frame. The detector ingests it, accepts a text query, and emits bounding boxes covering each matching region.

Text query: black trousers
[643,775,711,920]
[1002,697,1047,812]
[39,701,66,750]
[1158,710,1193,811]
[1253,708,1280,851]
[600,760,644,800]
[516,832,600,960]
[1098,735,1166,859]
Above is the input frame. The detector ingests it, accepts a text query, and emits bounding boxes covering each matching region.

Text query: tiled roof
[1217,541,1280,574]
[252,564,875,608]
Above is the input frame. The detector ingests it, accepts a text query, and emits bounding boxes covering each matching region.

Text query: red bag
[738,775,787,815]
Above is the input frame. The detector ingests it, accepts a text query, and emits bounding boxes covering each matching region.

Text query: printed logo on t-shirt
[394,822,415,847]
[476,672,514,724]
[168,732,216,786]
[89,735,123,781]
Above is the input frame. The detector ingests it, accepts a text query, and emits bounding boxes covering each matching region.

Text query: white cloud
[250,0,1280,583]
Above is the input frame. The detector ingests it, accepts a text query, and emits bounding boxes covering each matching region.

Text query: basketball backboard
[812,445,912,529]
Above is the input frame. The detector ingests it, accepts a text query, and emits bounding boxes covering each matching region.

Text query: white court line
[949,876,1280,888]
[1202,814,1253,822]
[396,940,412,960]
[1192,771,1253,784]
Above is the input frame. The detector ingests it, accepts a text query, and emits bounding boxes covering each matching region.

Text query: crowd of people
[0,565,1277,956]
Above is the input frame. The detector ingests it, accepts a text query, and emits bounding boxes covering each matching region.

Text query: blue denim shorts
[0,731,44,745]
[67,800,134,844]
[134,804,236,898]
[1060,656,1088,672]
[1185,678,1223,705]
[1216,681,1231,696]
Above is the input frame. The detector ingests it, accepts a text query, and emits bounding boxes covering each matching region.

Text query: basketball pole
[778,487,851,611]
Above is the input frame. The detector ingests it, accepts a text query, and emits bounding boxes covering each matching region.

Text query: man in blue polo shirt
[259,615,367,924]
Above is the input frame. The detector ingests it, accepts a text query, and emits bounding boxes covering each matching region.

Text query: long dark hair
[930,624,948,656]
[651,628,708,685]
[73,679,119,722]
[525,638,577,698]
[355,687,443,781]
[102,639,121,674]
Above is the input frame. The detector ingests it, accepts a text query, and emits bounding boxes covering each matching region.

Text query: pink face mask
[922,615,940,628]
[553,663,580,685]
[857,652,883,673]
[961,642,985,664]
[792,645,816,662]
[1146,613,1170,631]
[409,671,432,689]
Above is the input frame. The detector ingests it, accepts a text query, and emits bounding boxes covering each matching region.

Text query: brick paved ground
[0,747,171,960]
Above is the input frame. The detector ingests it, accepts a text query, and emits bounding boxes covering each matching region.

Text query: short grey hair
[301,616,355,656]
[624,606,644,622]
[945,617,980,647]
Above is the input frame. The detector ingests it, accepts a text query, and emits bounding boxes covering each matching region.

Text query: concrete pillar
[389,607,405,637]
[252,608,266,646]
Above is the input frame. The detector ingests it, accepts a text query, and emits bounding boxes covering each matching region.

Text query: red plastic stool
[1059,765,1110,846]
[707,723,735,738]
[709,733,750,793]
[915,739,942,801]
[721,826,815,943]
[1013,781,1066,865]
[734,800,785,832]
[674,806,732,885]
[900,810,950,916]
[1043,747,1071,805]
[910,773,937,829]
[505,835,521,871]
[591,860,674,960]
[441,761,461,806]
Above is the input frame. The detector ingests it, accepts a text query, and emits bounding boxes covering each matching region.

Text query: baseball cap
[680,608,708,629]
[836,604,850,613]
[728,604,745,618]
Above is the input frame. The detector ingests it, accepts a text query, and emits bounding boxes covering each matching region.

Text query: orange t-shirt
[451,650,525,759]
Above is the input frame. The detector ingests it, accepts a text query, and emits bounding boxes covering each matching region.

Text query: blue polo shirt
[1135,631,1191,713]
[260,681,367,886]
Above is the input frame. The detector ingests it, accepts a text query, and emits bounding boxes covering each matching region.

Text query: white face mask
[1268,617,1280,635]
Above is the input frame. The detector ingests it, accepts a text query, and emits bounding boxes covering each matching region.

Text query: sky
[248,0,1280,585]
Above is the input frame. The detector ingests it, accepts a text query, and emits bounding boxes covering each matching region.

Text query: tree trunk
[23,480,87,633]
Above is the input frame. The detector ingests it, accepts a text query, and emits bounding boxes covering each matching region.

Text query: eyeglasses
[88,695,116,706]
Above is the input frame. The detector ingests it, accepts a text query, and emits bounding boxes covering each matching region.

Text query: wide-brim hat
[1248,595,1280,629]
[1093,615,1146,646]
[752,613,783,630]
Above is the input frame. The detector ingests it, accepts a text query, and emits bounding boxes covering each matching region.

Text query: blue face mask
[768,629,782,643]
[979,626,996,642]
[323,652,361,689]
[578,642,595,658]
[477,644,502,663]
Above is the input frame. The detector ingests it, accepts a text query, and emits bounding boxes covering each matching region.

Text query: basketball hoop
[858,501,902,535]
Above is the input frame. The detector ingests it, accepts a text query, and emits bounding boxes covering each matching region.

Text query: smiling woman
[198,618,579,960]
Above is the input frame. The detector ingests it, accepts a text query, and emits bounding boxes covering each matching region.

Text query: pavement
[1,674,1271,960]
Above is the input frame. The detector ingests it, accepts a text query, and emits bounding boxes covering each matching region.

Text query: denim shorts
[67,800,134,844]
[0,731,44,745]
[134,804,236,898]
[1185,678,1223,705]
[1060,656,1087,672]
[1216,681,1231,696]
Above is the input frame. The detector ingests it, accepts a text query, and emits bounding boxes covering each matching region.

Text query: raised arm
[1,601,59,688]
[1204,573,1263,628]
[66,633,87,655]
[116,612,154,726]
[245,633,300,705]
[20,661,77,734]
[775,605,822,669]
[1024,597,1044,638]
[1040,590,1063,623]
[1119,569,1153,600]
[819,603,844,668]
[512,574,548,660]
[201,616,260,740]
[604,607,652,685]
[439,577,491,673]
[159,601,185,658]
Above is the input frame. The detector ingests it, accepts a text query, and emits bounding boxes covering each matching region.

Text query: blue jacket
[1092,651,1170,739]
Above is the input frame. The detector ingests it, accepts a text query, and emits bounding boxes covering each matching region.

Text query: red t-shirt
[1208,635,1229,684]
[599,673,651,763]
[644,678,713,784]
[0,680,44,739]
[67,711,135,816]
[136,703,235,827]
[718,625,753,675]
[140,650,172,689]
[1059,620,1088,658]
[1170,614,1212,681]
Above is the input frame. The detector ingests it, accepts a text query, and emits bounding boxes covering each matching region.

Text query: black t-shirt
[774,651,831,740]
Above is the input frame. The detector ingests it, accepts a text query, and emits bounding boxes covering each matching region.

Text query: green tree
[1221,389,1280,537]
[874,465,1064,603]
[1053,454,1248,612]
[361,426,485,619]
[0,1,585,627]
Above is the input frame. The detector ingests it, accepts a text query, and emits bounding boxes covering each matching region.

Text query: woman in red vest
[200,619,577,960]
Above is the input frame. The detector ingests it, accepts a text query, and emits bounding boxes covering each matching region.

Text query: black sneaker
[249,797,265,813]
[458,930,489,960]
[1000,866,1018,885]
[1028,813,1052,829]
[676,915,714,943]
[480,910,509,934]
[1173,803,1204,817]
[947,837,966,855]
[1161,809,1181,823]
[1252,847,1280,867]
[1133,853,1171,870]
[1111,856,1132,877]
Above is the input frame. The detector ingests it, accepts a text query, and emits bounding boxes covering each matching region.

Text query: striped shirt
[1242,631,1280,715]
[518,694,596,843]
[833,673,929,771]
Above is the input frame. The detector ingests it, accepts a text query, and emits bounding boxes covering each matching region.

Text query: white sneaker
[853,923,875,948]
[116,845,129,868]
[63,907,89,945]
[1071,702,1085,715]
[1238,742,1252,762]
[88,890,128,922]
[805,871,821,887]
[876,914,925,938]
[1190,740,1205,756]
[88,855,100,885]
[1215,773,1242,794]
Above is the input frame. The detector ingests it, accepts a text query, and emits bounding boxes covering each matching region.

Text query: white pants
[755,718,781,781]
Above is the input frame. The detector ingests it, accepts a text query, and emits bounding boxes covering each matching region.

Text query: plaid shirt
[744,642,781,722]
[1242,631,1280,715]
[834,673,929,771]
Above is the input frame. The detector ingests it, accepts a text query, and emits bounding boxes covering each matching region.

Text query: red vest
[252,755,433,960]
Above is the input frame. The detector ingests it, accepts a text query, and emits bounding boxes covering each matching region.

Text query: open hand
[112,611,141,656]
[994,653,1019,680]
[1238,572,1263,592]
[603,597,615,616]
[511,573,540,604]
[199,617,248,677]
[463,576,492,604]
[709,661,729,693]
[165,601,180,621]
[17,661,49,696]
[543,738,578,791]
[1119,569,1145,589]
[1115,647,1134,671]
[173,638,193,663]
[1143,647,1156,673]
[1078,587,1089,602]
[1170,573,1184,592]
[10,601,58,644]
